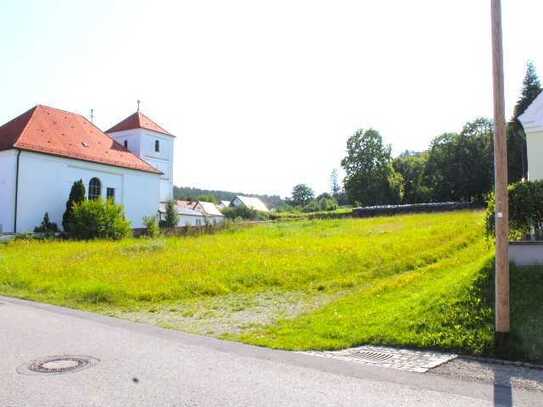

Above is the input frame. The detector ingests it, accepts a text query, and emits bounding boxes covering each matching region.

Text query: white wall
[109,128,174,202]
[527,131,543,181]
[177,214,205,227]
[109,129,143,156]
[206,215,225,225]
[16,151,160,232]
[140,130,174,202]
[0,150,17,233]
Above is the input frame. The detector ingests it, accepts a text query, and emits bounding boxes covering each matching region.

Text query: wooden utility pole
[491,0,510,345]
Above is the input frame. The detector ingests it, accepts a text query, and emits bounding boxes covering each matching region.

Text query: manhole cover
[351,351,393,362]
[17,355,99,375]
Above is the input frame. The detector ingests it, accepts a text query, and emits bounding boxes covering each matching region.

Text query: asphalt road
[0,295,540,406]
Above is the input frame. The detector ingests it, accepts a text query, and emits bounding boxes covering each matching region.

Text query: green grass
[0,210,541,362]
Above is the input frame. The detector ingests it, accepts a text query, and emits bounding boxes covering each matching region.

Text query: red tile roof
[106,111,174,136]
[0,105,161,174]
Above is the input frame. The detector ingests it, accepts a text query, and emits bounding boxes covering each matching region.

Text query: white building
[519,92,543,180]
[107,112,175,202]
[0,105,175,233]
[193,201,225,224]
[159,203,206,227]
[231,195,269,212]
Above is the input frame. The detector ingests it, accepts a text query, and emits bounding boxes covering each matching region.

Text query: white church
[0,105,175,233]
[519,92,543,181]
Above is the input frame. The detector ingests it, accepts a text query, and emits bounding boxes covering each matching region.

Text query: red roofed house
[0,105,175,233]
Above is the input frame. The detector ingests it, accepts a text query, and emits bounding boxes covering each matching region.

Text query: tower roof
[0,105,161,174]
[106,111,174,136]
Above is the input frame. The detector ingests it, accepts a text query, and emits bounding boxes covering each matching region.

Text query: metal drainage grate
[351,351,393,363]
[18,355,99,375]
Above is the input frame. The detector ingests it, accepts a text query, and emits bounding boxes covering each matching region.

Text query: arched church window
[155,140,160,152]
[88,177,102,200]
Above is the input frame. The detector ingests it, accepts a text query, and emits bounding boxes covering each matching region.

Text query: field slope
[0,211,503,356]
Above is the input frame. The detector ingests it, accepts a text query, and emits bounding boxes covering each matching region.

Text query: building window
[155,140,160,152]
[106,187,115,202]
[88,178,101,200]
[124,140,128,148]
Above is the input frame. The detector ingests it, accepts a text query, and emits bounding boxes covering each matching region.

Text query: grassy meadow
[0,210,540,361]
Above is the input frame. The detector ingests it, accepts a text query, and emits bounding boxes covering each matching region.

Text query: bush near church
[485,180,543,240]
[62,180,86,234]
[33,212,58,238]
[71,199,132,240]
[142,215,160,238]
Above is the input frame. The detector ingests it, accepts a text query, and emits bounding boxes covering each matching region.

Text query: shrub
[303,200,320,213]
[222,206,258,220]
[353,202,476,218]
[71,199,132,240]
[318,197,338,211]
[142,215,160,238]
[33,212,58,237]
[485,180,543,240]
[163,200,180,228]
[62,180,86,233]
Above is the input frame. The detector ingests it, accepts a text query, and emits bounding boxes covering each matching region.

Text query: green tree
[62,180,86,233]
[163,200,180,228]
[509,62,542,182]
[341,129,402,206]
[393,151,431,204]
[424,118,494,203]
[291,184,314,207]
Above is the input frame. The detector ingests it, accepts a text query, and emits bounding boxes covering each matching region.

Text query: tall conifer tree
[62,180,86,233]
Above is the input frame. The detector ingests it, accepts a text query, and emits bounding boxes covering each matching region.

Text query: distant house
[159,202,206,227]
[192,201,225,224]
[519,92,543,180]
[165,200,224,225]
[231,195,269,212]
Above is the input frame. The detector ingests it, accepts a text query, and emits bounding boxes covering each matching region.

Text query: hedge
[353,202,477,218]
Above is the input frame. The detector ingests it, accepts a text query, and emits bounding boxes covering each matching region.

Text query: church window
[106,187,115,202]
[88,178,102,200]
[155,140,160,152]
[124,140,128,148]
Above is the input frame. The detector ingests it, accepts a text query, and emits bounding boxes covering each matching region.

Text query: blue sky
[1,1,542,197]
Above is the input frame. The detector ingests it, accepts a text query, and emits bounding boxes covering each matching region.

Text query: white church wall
[16,151,160,232]
[0,149,17,233]
[140,130,174,202]
[109,128,174,202]
[527,131,543,181]
[108,129,143,156]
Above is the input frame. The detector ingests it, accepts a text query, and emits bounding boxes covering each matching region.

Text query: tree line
[173,186,283,208]
[340,62,541,206]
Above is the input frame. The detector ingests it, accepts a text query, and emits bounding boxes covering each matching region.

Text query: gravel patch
[430,357,543,392]
[113,291,338,337]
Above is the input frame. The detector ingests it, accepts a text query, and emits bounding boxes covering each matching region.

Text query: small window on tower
[155,140,160,153]
[124,140,128,148]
